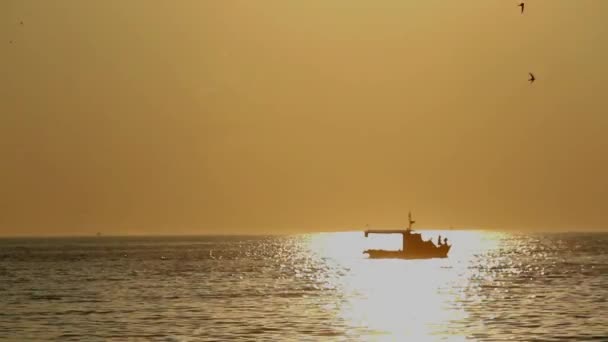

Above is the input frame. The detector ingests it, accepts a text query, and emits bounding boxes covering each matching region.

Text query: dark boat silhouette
[363,212,451,259]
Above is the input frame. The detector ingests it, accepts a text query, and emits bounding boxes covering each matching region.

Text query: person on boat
[438,235,442,246]
[444,237,448,245]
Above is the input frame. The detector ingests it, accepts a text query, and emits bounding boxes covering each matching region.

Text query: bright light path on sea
[304,230,504,341]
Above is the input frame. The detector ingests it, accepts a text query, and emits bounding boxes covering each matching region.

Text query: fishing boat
[363,212,451,259]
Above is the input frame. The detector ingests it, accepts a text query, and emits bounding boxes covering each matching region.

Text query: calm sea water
[0,231,606,341]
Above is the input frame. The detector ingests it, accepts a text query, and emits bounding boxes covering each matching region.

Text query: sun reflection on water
[2,232,604,340]
[304,230,505,341]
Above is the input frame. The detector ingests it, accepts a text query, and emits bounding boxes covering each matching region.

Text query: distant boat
[363,212,451,259]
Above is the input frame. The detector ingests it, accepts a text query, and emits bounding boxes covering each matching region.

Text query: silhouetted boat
[363,212,451,259]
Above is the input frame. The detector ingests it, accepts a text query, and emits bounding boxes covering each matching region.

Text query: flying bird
[528,72,536,83]
[518,3,525,14]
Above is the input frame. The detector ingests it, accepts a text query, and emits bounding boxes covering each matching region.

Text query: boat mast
[405,211,417,250]
[407,211,415,231]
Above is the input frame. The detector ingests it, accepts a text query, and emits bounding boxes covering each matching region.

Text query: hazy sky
[1,1,607,236]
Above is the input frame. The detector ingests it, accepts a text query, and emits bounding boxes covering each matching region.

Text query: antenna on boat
[408,211,415,231]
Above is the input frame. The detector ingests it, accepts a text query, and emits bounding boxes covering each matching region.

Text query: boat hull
[364,245,450,259]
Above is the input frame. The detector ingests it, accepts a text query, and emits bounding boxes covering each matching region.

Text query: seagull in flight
[528,72,536,84]
[518,2,525,14]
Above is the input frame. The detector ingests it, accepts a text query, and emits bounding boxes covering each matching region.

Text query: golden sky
[1,1,607,236]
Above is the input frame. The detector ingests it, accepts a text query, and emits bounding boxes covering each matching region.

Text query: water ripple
[0,232,606,340]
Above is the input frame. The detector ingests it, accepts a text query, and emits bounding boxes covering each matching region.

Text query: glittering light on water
[304,230,506,340]
[2,232,605,340]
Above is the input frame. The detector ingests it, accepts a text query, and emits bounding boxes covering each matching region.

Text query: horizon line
[1,228,607,239]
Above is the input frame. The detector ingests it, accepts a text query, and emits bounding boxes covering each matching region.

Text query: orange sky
[1,1,607,236]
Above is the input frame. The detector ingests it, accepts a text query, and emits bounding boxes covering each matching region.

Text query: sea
[0,231,606,341]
